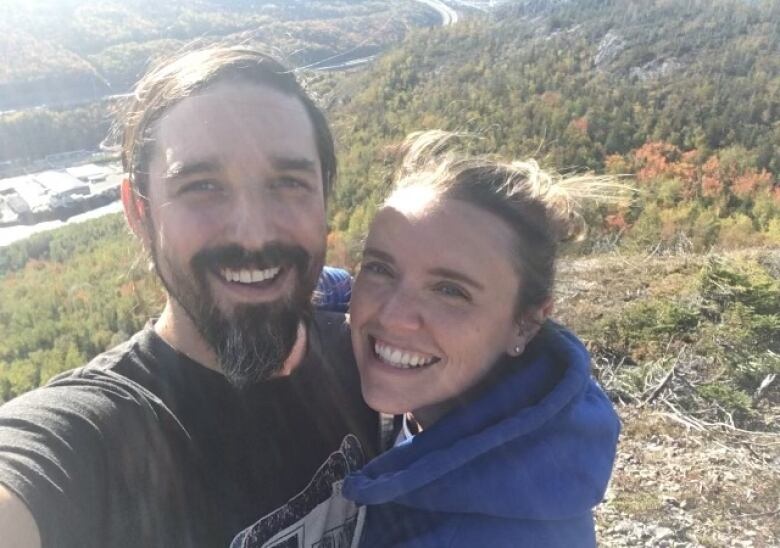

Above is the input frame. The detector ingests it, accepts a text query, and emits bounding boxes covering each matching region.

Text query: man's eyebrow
[271,156,318,173]
[428,267,485,291]
[362,247,395,263]
[163,159,221,180]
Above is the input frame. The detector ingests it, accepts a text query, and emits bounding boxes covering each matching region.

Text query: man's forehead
[152,82,319,170]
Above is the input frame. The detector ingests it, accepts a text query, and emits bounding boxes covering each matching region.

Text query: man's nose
[376,286,423,331]
[225,188,278,249]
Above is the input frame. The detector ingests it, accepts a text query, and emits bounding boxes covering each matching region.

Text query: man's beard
[151,241,322,389]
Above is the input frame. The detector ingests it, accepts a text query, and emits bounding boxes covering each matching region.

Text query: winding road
[2,1,460,110]
[414,0,459,26]
[309,0,458,71]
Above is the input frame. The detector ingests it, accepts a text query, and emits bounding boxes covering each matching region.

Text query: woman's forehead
[367,197,519,278]
[384,182,440,217]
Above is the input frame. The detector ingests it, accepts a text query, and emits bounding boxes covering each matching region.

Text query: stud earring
[514,345,522,355]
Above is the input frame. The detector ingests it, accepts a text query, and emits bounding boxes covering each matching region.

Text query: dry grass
[556,248,780,546]
[596,407,779,547]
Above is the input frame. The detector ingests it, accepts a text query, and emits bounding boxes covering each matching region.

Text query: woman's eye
[434,282,470,301]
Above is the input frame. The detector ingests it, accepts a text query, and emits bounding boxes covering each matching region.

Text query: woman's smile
[371,336,441,369]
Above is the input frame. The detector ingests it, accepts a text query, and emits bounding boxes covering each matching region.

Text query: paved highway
[414,0,459,25]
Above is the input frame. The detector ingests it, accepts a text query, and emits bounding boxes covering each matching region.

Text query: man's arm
[0,484,41,548]
[0,370,147,547]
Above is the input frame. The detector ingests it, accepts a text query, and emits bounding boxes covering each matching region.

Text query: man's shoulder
[309,310,353,365]
[45,328,159,395]
[0,327,171,430]
[0,329,199,548]
[311,309,349,337]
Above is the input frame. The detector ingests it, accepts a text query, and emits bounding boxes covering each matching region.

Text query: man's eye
[273,177,310,190]
[180,180,220,194]
[434,282,470,301]
[361,261,393,277]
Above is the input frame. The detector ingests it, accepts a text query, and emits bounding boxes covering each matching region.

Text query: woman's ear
[507,298,554,356]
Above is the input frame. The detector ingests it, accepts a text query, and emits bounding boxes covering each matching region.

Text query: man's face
[143,82,327,387]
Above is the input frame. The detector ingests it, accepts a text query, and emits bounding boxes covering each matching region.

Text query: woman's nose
[376,287,423,331]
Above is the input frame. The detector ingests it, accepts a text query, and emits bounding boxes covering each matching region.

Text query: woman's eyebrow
[428,267,484,291]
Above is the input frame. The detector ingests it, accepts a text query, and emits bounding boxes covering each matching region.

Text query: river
[0,201,123,248]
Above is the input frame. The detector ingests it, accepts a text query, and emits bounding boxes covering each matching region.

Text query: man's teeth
[220,266,281,284]
[374,340,437,369]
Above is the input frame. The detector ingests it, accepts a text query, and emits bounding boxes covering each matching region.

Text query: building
[33,171,90,207]
[66,163,109,183]
[0,161,122,227]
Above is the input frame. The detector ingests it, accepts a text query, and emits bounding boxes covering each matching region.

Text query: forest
[0,103,111,164]
[0,215,161,401]
[325,0,780,264]
[0,0,436,111]
[0,0,439,163]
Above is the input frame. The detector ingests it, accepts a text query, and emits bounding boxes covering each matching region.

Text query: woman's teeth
[374,340,437,369]
[220,266,281,284]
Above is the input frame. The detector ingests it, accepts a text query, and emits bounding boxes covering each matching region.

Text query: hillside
[561,250,780,546]
[0,0,441,164]
[325,0,779,263]
[0,0,437,109]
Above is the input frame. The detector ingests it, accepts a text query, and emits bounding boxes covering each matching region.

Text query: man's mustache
[191,243,311,274]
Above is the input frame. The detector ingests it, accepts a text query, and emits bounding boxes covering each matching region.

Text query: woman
[342,131,621,547]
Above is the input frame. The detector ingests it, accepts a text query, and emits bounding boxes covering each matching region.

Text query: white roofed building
[66,164,109,183]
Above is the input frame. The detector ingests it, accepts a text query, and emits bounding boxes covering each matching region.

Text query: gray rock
[629,58,682,81]
[652,526,676,542]
[594,31,626,67]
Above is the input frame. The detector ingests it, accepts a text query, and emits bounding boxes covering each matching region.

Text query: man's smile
[219,266,281,284]
[208,264,293,303]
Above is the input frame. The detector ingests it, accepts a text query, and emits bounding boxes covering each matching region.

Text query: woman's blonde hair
[388,130,626,313]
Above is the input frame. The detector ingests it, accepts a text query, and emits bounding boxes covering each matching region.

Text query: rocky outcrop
[594,31,626,68]
[629,57,681,81]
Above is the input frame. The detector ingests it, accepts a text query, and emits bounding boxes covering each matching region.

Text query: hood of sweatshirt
[342,323,620,521]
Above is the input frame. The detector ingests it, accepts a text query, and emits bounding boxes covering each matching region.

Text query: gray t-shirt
[0,312,378,547]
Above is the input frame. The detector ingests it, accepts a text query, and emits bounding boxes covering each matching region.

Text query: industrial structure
[0,163,122,227]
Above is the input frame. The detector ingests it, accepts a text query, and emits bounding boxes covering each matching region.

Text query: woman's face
[350,191,527,425]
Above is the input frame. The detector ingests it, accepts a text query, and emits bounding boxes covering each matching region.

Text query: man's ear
[507,298,554,357]
[121,178,148,241]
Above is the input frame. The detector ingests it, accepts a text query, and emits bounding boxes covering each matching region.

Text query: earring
[513,345,522,355]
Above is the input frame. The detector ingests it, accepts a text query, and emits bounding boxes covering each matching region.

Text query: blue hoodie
[342,323,620,547]
[314,266,353,313]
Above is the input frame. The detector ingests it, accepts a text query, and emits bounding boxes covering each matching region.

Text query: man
[0,47,378,547]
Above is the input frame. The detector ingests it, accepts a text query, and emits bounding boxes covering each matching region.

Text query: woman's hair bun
[391,130,630,243]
